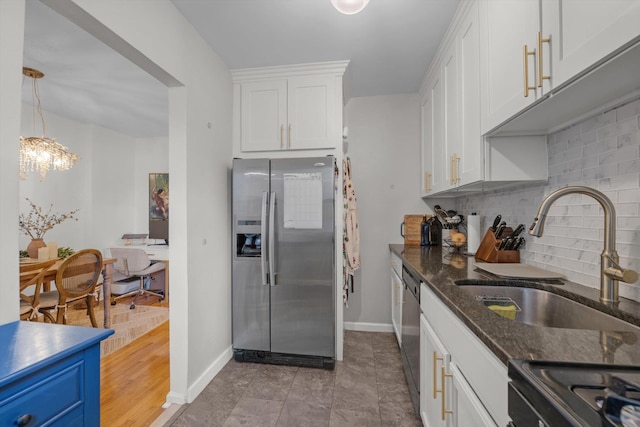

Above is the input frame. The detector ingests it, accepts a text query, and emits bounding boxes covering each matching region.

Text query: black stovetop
[509,360,640,426]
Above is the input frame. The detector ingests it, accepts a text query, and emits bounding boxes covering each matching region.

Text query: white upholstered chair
[109,247,165,309]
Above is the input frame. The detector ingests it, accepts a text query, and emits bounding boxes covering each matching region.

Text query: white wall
[343,94,429,329]
[19,105,142,252]
[0,0,25,323]
[18,105,171,253]
[2,0,233,406]
[61,0,234,404]
[457,97,640,302]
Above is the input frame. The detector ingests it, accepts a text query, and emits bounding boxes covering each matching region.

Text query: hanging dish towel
[343,156,360,306]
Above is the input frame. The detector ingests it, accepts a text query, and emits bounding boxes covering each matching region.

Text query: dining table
[20,257,117,329]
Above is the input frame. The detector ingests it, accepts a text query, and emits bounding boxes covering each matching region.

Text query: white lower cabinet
[450,363,497,427]
[390,252,403,345]
[420,283,508,426]
[420,314,449,427]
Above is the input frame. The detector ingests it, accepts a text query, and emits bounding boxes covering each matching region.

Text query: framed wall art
[149,173,169,244]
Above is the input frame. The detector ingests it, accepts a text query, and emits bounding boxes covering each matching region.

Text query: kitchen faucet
[529,186,638,306]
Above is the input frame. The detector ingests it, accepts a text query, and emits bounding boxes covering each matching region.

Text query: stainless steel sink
[457,284,640,334]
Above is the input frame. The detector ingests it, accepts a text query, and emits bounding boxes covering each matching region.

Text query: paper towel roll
[467,213,481,255]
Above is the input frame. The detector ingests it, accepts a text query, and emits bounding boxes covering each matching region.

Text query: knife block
[474,228,520,263]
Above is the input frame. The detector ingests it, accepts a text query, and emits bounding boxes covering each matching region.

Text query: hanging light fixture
[20,67,78,181]
[331,0,369,15]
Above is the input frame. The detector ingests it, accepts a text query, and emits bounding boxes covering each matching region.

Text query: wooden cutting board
[402,214,431,246]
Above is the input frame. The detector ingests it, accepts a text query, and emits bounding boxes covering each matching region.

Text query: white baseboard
[165,391,186,405]
[188,345,233,402]
[344,321,394,333]
[165,345,233,405]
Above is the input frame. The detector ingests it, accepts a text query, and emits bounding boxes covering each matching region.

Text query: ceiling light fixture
[20,67,78,181]
[331,0,369,15]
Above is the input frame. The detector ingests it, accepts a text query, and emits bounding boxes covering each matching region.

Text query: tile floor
[166,331,422,426]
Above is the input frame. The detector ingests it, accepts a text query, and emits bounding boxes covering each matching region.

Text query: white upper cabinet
[240,80,288,152]
[233,62,348,157]
[480,0,640,135]
[423,0,505,197]
[287,75,337,150]
[442,41,458,191]
[451,2,482,187]
[541,0,640,91]
[421,71,446,196]
[479,0,543,134]
[421,0,640,196]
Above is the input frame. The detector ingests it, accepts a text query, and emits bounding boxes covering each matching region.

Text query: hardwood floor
[99,295,170,427]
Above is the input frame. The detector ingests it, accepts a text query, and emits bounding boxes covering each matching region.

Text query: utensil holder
[474,228,520,263]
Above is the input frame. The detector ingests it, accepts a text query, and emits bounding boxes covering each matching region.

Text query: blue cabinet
[0,321,113,426]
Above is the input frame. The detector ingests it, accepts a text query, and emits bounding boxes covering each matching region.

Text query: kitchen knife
[495,221,507,238]
[490,215,502,232]
[511,224,525,239]
[513,237,525,250]
[498,238,510,250]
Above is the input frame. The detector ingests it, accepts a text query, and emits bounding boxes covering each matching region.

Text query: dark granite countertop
[390,244,640,367]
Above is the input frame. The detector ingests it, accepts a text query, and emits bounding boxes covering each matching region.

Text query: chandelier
[20,67,78,181]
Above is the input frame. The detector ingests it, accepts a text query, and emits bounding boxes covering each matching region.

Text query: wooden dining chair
[39,249,103,327]
[19,259,57,321]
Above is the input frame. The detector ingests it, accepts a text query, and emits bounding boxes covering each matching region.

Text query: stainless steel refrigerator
[232,156,335,369]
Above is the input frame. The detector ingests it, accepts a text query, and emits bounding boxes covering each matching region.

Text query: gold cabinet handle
[450,155,455,184]
[280,124,285,149]
[449,155,455,185]
[433,351,443,398]
[441,365,453,420]
[523,45,536,97]
[449,154,460,185]
[537,32,551,88]
[454,155,460,184]
[424,171,432,192]
[288,123,292,149]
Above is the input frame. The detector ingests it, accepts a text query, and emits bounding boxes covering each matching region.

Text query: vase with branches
[19,198,79,258]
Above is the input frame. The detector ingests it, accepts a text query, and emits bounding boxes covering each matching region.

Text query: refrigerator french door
[232,156,335,369]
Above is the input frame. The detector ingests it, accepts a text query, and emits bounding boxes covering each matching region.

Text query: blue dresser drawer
[0,322,112,427]
[0,359,83,426]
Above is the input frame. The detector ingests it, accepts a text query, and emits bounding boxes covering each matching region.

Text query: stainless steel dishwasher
[400,265,420,417]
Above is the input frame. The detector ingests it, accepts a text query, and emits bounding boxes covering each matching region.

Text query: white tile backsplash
[456,98,640,301]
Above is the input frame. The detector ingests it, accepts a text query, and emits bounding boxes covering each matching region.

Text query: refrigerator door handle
[260,192,268,286]
[268,192,277,286]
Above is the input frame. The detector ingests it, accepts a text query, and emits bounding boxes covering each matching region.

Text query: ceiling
[22,0,459,138]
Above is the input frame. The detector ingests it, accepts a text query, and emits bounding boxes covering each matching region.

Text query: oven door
[508,382,551,427]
